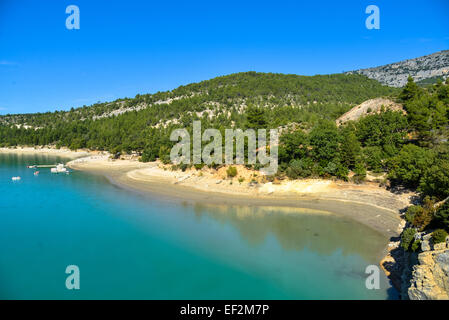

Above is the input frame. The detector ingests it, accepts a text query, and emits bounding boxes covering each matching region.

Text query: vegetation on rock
[432,229,448,244]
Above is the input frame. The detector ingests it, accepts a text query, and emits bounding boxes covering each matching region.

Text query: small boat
[27,165,36,169]
[51,163,68,174]
[11,176,21,181]
[34,171,40,176]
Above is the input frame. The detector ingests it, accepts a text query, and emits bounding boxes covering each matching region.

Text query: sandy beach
[0,146,90,159]
[1,146,413,281]
[0,147,412,237]
[64,154,413,238]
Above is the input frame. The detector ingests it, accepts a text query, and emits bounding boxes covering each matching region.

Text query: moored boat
[51,164,68,174]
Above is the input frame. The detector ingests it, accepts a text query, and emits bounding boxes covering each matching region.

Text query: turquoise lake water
[0,153,395,299]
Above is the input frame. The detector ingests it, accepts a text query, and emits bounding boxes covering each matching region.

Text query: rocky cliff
[346,50,449,87]
[407,239,449,300]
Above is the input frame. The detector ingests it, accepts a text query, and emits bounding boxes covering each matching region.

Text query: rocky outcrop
[336,98,404,126]
[384,227,449,300]
[407,239,449,300]
[346,50,449,87]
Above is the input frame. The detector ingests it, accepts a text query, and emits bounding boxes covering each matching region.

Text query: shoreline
[0,146,91,159]
[65,154,412,239]
[2,147,411,287]
[1,148,411,238]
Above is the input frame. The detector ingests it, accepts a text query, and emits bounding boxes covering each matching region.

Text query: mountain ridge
[346,50,449,87]
[0,72,396,128]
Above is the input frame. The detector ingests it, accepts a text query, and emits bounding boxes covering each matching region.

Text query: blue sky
[0,0,448,114]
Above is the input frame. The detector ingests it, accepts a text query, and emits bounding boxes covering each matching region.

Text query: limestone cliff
[407,242,449,300]
[346,50,449,87]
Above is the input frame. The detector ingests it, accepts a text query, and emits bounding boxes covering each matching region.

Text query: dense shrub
[406,197,436,231]
[363,146,384,172]
[286,159,313,179]
[405,205,424,225]
[419,160,449,200]
[411,239,421,252]
[432,229,448,244]
[434,202,449,231]
[226,166,237,178]
[387,144,434,188]
[352,162,366,184]
[401,228,417,251]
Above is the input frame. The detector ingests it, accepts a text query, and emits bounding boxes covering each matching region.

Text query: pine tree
[399,76,420,102]
[340,129,361,169]
[245,106,267,130]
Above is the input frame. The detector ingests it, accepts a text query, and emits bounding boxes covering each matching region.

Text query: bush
[419,160,449,200]
[286,159,313,179]
[226,166,237,178]
[69,138,85,151]
[412,208,434,231]
[158,145,171,164]
[140,148,156,162]
[335,163,349,181]
[407,197,436,231]
[194,163,205,170]
[434,202,449,230]
[387,144,434,188]
[401,228,417,251]
[352,162,366,184]
[432,229,448,244]
[363,146,384,172]
[411,239,421,252]
[209,162,220,170]
[405,205,423,224]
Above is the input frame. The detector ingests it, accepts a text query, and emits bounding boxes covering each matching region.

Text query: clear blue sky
[0,0,448,114]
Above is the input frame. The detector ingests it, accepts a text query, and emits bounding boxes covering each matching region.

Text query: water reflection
[189,203,387,261]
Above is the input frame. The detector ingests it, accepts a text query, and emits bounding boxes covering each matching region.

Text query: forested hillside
[1,72,449,231]
[0,72,395,154]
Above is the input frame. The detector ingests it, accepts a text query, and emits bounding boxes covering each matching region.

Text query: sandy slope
[336,98,405,126]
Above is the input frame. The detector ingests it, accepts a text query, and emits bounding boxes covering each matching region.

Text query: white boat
[51,163,68,174]
[11,176,21,181]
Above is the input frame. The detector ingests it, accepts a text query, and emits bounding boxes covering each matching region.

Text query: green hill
[0,72,396,152]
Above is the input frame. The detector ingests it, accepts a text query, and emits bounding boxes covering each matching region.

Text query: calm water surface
[0,154,395,299]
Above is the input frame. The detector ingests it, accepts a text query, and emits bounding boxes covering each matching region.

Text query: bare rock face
[408,248,449,300]
[346,50,449,87]
[336,98,404,126]
[421,239,431,252]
